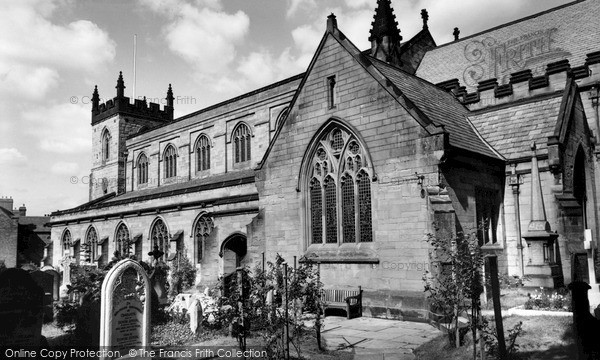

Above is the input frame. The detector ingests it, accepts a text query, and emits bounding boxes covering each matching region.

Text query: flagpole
[133,34,137,100]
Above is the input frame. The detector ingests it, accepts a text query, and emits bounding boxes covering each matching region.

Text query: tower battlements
[91,72,174,125]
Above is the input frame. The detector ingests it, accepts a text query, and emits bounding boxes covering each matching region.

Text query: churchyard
[0,244,594,360]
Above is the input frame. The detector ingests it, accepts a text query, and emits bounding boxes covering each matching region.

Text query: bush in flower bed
[524,287,571,311]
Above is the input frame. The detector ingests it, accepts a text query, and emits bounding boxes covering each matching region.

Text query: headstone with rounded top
[99,259,150,360]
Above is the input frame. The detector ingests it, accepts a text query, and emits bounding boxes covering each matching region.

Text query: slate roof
[51,169,257,216]
[468,95,563,160]
[370,58,502,159]
[415,0,597,91]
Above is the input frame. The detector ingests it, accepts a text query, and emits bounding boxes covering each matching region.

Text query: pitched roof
[52,170,256,215]
[415,0,597,91]
[468,95,563,160]
[370,58,502,159]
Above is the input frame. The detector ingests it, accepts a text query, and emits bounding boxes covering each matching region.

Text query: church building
[49,0,600,320]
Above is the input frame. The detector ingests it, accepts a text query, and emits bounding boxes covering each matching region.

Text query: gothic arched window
[138,153,148,185]
[101,129,111,162]
[116,223,130,256]
[85,227,98,262]
[233,123,251,163]
[164,145,177,178]
[194,215,214,263]
[307,126,373,244]
[196,135,211,171]
[151,219,169,256]
[62,229,72,256]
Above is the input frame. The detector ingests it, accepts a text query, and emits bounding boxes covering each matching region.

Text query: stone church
[49,0,600,320]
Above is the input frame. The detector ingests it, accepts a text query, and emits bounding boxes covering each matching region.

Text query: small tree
[423,231,484,355]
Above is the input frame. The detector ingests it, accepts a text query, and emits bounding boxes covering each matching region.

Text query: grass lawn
[481,288,530,311]
[42,322,351,360]
[414,315,574,360]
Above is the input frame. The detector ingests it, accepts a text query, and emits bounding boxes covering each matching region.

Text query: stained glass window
[194,215,214,263]
[62,229,72,255]
[310,178,323,244]
[342,176,355,243]
[307,126,373,245]
[358,171,373,242]
[116,223,130,256]
[85,227,98,262]
[324,176,337,243]
[151,219,169,256]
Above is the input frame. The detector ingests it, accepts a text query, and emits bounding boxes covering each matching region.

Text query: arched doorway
[572,146,589,282]
[219,234,247,295]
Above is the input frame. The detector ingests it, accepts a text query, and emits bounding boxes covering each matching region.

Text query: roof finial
[116,71,125,98]
[327,13,337,32]
[453,27,460,41]
[421,9,429,29]
[92,85,100,112]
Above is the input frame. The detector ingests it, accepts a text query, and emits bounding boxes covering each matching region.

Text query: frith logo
[462,27,571,87]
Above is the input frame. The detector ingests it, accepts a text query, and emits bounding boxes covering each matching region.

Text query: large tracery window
[151,219,169,257]
[138,153,148,185]
[194,215,214,263]
[164,145,177,179]
[85,227,98,263]
[196,135,211,171]
[233,123,251,163]
[308,126,373,244]
[116,223,130,256]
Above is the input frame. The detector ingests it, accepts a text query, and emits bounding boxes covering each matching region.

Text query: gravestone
[0,268,44,349]
[100,259,150,360]
[30,270,54,322]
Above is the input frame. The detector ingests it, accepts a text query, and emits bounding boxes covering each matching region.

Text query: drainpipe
[509,164,525,277]
[591,83,600,144]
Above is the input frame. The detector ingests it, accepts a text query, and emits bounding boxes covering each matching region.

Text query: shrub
[169,254,196,296]
[206,254,324,359]
[524,288,571,311]
[423,231,484,349]
[479,316,523,360]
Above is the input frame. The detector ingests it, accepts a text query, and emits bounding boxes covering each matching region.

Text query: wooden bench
[321,286,363,319]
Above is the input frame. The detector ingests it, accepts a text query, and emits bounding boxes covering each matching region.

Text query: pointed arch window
[85,227,98,263]
[234,123,251,163]
[164,145,177,179]
[194,215,214,263]
[101,130,111,162]
[62,229,72,256]
[196,135,211,172]
[116,223,130,256]
[307,126,373,244]
[151,219,169,257]
[138,153,148,185]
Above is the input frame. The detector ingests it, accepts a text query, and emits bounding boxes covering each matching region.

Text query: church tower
[89,72,174,200]
[369,0,403,67]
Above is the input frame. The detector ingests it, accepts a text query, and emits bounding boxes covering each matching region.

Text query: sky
[0,0,573,215]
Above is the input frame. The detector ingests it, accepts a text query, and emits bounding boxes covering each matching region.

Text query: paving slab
[322,316,441,360]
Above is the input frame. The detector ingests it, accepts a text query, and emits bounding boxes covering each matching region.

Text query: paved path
[321,316,441,360]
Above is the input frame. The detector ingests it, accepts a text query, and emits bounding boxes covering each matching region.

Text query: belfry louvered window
[308,126,373,244]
